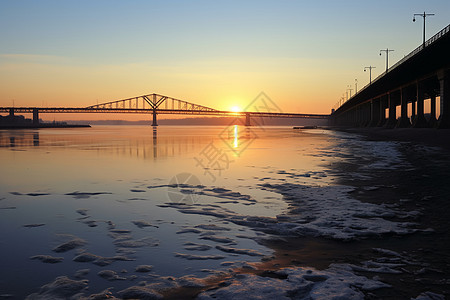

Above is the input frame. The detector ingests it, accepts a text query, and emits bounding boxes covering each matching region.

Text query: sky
[1,0,449,120]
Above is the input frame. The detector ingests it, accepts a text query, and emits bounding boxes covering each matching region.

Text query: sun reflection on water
[233,125,239,148]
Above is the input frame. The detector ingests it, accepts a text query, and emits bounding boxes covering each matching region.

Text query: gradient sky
[1,0,449,119]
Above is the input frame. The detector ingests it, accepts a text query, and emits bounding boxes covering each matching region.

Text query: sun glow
[230,105,242,113]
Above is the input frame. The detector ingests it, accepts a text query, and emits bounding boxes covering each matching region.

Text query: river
[0,125,449,299]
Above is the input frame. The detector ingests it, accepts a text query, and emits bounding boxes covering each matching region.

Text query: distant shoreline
[0,124,91,129]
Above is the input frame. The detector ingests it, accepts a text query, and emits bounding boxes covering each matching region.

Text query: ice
[174,253,225,260]
[25,276,88,299]
[183,242,212,251]
[135,265,153,272]
[372,248,402,257]
[64,191,112,199]
[131,220,159,229]
[73,252,134,266]
[258,182,419,240]
[215,245,264,256]
[30,255,63,264]
[117,286,163,299]
[198,265,390,300]
[195,224,231,231]
[97,270,126,281]
[75,209,88,216]
[113,237,159,248]
[176,228,202,234]
[10,192,50,197]
[200,235,236,244]
[23,223,45,228]
[74,269,90,279]
[52,237,87,253]
[412,292,446,300]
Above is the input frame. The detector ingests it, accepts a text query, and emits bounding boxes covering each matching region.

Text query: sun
[230,105,242,113]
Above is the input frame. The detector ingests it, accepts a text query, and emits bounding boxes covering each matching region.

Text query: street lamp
[364,66,376,84]
[355,79,358,94]
[380,48,394,73]
[347,85,353,99]
[413,12,435,49]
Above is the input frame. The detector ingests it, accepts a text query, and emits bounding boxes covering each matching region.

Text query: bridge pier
[245,113,251,126]
[412,83,428,128]
[429,95,438,127]
[397,88,411,128]
[376,96,387,127]
[152,109,158,126]
[368,99,380,127]
[437,70,450,129]
[385,92,397,128]
[9,108,14,117]
[33,108,39,125]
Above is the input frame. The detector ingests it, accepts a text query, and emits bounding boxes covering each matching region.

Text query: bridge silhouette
[1,93,328,126]
[331,24,450,129]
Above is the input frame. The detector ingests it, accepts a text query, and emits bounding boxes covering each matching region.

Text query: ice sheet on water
[197,264,391,300]
[258,182,420,240]
[25,276,88,299]
[30,255,63,264]
[52,235,87,253]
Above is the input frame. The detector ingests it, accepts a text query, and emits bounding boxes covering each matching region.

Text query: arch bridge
[1,93,329,126]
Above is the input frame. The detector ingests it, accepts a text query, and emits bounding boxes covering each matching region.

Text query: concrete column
[152,109,158,126]
[385,93,397,128]
[245,113,251,126]
[412,82,428,128]
[9,108,14,117]
[429,95,437,127]
[377,96,387,127]
[368,99,380,127]
[396,88,411,128]
[32,108,39,125]
[437,70,450,129]
[411,97,416,123]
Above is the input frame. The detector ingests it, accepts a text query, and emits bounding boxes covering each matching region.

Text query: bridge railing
[333,24,450,113]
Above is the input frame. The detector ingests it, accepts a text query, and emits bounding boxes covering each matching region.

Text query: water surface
[0,125,448,299]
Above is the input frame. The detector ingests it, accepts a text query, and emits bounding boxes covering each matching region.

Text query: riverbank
[0,124,91,129]
[333,127,450,150]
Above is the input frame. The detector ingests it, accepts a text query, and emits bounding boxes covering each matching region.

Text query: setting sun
[230,105,242,113]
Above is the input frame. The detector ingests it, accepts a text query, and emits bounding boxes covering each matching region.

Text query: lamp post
[413,12,435,49]
[380,48,394,73]
[347,85,353,99]
[355,79,358,94]
[364,66,376,84]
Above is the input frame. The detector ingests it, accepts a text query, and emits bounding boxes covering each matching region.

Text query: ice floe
[198,265,390,300]
[215,245,263,257]
[135,265,153,272]
[23,223,45,228]
[131,220,159,229]
[30,255,63,264]
[183,242,213,251]
[52,236,87,253]
[64,191,112,199]
[174,253,225,260]
[97,270,126,281]
[73,251,134,266]
[25,276,88,299]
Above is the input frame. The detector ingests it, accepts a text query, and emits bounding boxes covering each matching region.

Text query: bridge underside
[331,25,450,129]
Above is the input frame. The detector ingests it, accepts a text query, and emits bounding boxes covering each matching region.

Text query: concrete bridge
[331,24,450,129]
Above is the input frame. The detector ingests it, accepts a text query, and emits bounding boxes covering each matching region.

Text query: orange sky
[1,1,449,121]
